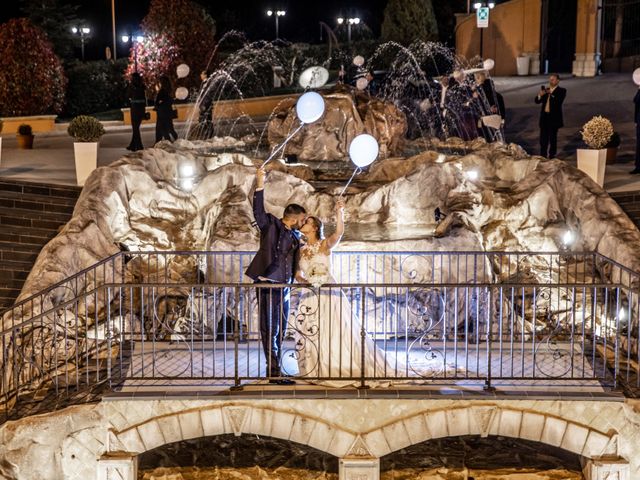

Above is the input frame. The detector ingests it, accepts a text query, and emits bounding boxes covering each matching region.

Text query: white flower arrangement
[580,116,614,150]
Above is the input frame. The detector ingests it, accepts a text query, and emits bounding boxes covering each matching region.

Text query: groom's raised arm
[252,167,270,230]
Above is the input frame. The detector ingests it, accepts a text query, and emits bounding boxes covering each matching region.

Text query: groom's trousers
[256,282,290,377]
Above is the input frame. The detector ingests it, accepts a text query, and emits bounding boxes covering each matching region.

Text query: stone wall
[0,398,636,479]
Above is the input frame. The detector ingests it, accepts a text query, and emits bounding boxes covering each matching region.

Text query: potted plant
[605,131,621,164]
[16,124,34,150]
[577,115,614,187]
[67,115,105,186]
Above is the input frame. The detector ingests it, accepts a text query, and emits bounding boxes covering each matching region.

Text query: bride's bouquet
[307,264,331,289]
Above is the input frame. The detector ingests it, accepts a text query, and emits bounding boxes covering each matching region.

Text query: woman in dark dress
[127,73,146,151]
[154,75,178,143]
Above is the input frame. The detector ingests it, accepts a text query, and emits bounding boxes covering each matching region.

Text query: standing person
[631,86,640,174]
[197,70,214,139]
[154,75,178,143]
[245,167,307,384]
[535,73,566,158]
[126,73,146,151]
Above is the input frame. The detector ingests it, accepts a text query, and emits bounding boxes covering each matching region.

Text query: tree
[133,0,216,90]
[124,33,179,96]
[20,0,84,62]
[381,0,439,45]
[0,18,66,116]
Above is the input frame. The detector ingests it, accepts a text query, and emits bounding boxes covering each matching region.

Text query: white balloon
[353,55,365,67]
[633,68,640,86]
[175,87,189,100]
[356,77,368,90]
[349,133,379,168]
[483,58,495,71]
[176,63,190,78]
[295,91,325,124]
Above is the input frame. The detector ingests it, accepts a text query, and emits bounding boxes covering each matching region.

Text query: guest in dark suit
[246,167,307,384]
[631,87,640,174]
[535,73,566,158]
[154,75,178,143]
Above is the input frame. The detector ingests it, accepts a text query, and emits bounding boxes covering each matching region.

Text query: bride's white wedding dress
[293,242,402,387]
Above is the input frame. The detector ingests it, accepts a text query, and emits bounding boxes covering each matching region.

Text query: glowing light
[465,169,479,181]
[180,164,194,177]
[121,35,129,43]
[436,154,446,163]
[562,230,574,246]
[180,178,194,191]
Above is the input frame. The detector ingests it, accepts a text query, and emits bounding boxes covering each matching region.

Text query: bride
[292,199,402,387]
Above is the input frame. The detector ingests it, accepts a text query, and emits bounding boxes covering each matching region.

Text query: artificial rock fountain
[2,69,640,479]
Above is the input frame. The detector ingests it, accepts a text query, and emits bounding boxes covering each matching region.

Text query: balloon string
[339,167,362,197]
[261,122,305,168]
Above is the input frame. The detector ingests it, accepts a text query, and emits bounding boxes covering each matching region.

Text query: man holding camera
[535,74,566,159]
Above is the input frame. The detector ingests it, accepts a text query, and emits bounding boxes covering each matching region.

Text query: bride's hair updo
[307,216,324,239]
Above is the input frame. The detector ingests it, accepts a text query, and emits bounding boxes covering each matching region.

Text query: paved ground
[0,73,638,192]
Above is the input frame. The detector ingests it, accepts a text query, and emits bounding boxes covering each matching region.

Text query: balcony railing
[1,250,639,422]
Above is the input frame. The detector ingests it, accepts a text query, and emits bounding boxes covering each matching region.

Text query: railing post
[106,287,112,389]
[484,286,495,392]
[230,286,243,391]
[359,286,369,390]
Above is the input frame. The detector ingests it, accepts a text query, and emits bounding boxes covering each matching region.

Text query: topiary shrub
[67,115,105,142]
[64,59,129,116]
[126,0,216,92]
[0,18,66,117]
[18,124,33,136]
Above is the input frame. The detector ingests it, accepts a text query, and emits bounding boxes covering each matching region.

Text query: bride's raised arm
[325,198,345,250]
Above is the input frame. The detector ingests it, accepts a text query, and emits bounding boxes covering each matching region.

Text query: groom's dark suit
[246,189,301,377]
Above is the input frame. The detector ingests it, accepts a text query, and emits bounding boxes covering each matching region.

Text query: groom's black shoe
[268,378,296,385]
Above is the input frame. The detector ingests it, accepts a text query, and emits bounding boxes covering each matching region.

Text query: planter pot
[74,142,98,186]
[16,134,34,149]
[606,147,618,164]
[577,148,607,186]
[516,56,530,76]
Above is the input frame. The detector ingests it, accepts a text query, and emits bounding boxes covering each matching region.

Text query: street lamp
[71,26,91,61]
[266,9,286,39]
[337,16,360,44]
[473,2,495,58]
[121,34,144,71]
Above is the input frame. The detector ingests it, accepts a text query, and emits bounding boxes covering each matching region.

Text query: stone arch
[357,405,620,460]
[108,404,358,458]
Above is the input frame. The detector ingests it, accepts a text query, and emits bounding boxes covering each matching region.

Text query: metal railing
[1,250,639,421]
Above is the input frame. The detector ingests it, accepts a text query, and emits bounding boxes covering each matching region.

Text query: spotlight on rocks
[436,153,446,163]
[465,169,479,181]
[562,229,575,247]
[177,163,197,191]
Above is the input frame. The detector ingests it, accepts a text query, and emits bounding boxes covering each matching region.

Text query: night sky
[1,0,395,60]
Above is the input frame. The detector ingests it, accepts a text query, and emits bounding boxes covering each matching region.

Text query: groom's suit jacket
[245,189,301,283]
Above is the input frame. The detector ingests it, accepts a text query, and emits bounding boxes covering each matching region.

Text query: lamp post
[111,0,117,60]
[266,9,286,39]
[473,2,495,58]
[121,34,144,71]
[71,26,91,61]
[337,16,360,44]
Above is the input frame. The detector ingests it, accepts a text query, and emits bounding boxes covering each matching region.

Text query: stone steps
[0,180,80,311]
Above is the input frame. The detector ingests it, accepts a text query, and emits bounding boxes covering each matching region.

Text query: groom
[246,167,307,384]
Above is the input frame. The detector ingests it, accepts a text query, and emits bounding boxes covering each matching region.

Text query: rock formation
[267,86,407,161]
